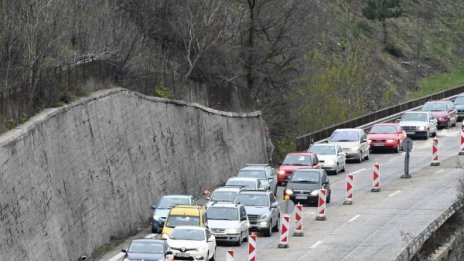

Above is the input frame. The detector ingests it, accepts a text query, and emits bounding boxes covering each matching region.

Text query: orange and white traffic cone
[293,203,304,236]
[248,233,257,261]
[316,189,327,221]
[343,174,354,205]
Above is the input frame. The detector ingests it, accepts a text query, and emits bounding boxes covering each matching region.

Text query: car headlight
[259,214,269,220]
[225,227,240,234]
[350,146,360,151]
[199,246,208,252]
[310,190,320,196]
[418,126,426,130]
[278,170,285,175]
[386,139,395,143]
[153,214,160,221]
[123,258,129,261]
[285,188,293,196]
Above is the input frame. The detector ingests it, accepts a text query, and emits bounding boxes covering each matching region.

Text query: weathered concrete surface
[0,88,270,260]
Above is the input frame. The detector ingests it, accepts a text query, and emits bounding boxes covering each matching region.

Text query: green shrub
[153,85,172,99]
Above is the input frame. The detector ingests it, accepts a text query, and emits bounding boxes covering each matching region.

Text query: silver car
[308,144,346,174]
[206,203,250,246]
[399,111,438,139]
[236,164,277,194]
[328,128,369,163]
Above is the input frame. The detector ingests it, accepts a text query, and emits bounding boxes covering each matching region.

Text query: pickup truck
[399,111,437,139]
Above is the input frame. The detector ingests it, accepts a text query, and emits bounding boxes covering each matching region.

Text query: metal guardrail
[296,85,464,150]
[395,200,463,261]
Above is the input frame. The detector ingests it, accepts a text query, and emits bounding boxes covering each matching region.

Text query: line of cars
[120,96,463,261]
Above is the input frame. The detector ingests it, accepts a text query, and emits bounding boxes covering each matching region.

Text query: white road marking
[310,241,323,249]
[388,190,401,198]
[348,215,360,222]
[434,169,444,174]
[351,168,366,175]
[107,252,124,261]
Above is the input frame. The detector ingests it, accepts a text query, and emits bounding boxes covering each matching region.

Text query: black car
[122,238,168,261]
[284,168,331,205]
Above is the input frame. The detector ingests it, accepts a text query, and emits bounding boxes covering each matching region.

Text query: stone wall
[0,88,270,260]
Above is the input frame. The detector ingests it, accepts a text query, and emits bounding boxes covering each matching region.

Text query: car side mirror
[121,249,127,253]
[395,118,401,123]
[151,205,156,210]
[206,196,210,200]
[271,202,279,208]
[166,250,173,256]
[241,216,247,221]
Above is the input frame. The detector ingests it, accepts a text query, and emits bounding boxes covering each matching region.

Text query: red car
[421,100,458,128]
[276,152,320,185]
[367,123,407,153]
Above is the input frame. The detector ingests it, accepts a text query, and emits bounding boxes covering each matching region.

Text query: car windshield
[128,241,164,254]
[329,131,359,142]
[170,229,205,241]
[166,215,200,228]
[454,96,464,105]
[234,194,269,206]
[207,207,238,220]
[225,179,256,190]
[369,125,396,134]
[282,155,311,165]
[157,197,190,209]
[309,145,335,155]
[210,191,238,202]
[401,113,427,122]
[421,102,447,111]
[237,170,267,180]
[289,170,320,183]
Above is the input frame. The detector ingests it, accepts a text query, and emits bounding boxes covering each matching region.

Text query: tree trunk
[382,19,387,44]
[246,0,256,105]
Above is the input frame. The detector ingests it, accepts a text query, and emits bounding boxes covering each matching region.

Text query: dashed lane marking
[310,241,323,249]
[348,215,360,222]
[388,190,401,198]
[351,168,366,175]
[434,169,444,174]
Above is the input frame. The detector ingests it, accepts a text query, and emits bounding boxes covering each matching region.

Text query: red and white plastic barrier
[459,124,464,155]
[226,249,234,261]
[278,215,290,248]
[431,137,440,166]
[316,189,327,221]
[248,233,257,261]
[343,174,354,205]
[371,162,381,192]
[294,204,303,236]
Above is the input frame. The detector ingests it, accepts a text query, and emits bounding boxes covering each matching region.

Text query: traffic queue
[119,96,463,261]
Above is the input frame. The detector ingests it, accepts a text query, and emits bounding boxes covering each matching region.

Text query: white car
[206,186,242,209]
[225,177,264,191]
[308,143,346,174]
[167,226,216,261]
[206,203,250,246]
[399,111,438,139]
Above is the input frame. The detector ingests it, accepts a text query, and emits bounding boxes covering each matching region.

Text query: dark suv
[284,168,331,205]
[233,190,280,237]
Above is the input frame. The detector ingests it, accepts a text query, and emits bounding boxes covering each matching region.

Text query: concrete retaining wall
[0,88,270,260]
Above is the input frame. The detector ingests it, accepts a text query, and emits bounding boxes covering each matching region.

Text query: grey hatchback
[284,168,331,205]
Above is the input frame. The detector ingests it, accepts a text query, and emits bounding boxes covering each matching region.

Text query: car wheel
[209,249,216,261]
[395,142,400,153]
[334,164,339,175]
[341,163,346,172]
[272,215,280,232]
[327,191,331,203]
[365,150,370,160]
[263,223,272,237]
[236,232,242,246]
[243,229,249,242]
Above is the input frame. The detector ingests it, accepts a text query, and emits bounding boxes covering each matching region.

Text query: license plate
[406,132,415,135]
[176,252,190,257]
[372,144,384,146]
[215,234,225,237]
[295,195,307,199]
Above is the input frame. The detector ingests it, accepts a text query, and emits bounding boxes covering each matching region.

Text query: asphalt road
[100,125,464,261]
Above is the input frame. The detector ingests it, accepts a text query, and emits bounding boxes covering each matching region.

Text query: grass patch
[407,66,464,99]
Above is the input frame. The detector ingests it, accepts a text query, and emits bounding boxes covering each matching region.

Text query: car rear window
[329,130,359,142]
